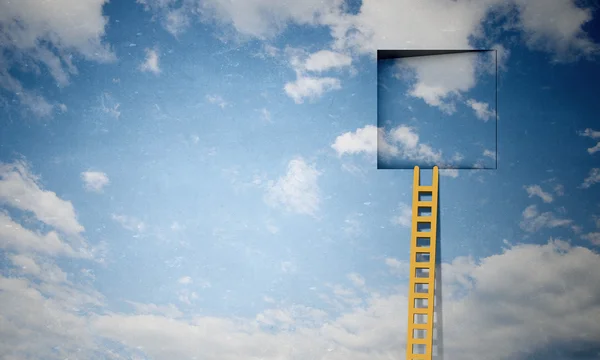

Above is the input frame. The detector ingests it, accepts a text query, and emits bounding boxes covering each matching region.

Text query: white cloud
[491,43,511,71]
[582,232,600,246]
[9,254,68,284]
[520,205,572,233]
[284,73,341,104]
[0,212,82,258]
[524,184,554,203]
[265,220,279,234]
[553,183,565,196]
[137,0,193,36]
[466,99,495,121]
[381,125,443,164]
[392,202,412,228]
[395,53,480,114]
[127,301,183,318]
[259,108,272,122]
[280,261,297,273]
[9,254,42,276]
[177,289,199,305]
[580,168,600,189]
[0,0,115,116]
[579,128,600,154]
[140,48,161,74]
[304,50,352,72]
[282,48,348,103]
[100,92,121,119]
[332,125,466,172]
[384,257,410,277]
[112,214,146,233]
[594,215,600,229]
[138,0,597,113]
[81,171,110,192]
[3,234,600,359]
[170,221,184,231]
[197,0,339,39]
[0,161,85,235]
[347,273,365,288]
[483,149,496,160]
[511,0,598,61]
[439,169,459,178]
[342,213,363,236]
[331,125,378,156]
[206,94,228,108]
[178,276,193,285]
[265,158,321,216]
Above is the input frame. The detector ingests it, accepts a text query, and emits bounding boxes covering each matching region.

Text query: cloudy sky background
[1,0,600,359]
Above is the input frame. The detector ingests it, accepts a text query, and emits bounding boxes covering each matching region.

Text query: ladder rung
[418,186,433,192]
[417,201,433,207]
[415,231,433,238]
[408,323,428,330]
[411,309,428,315]
[409,339,428,345]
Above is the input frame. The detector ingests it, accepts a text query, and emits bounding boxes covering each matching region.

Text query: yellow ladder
[406,166,439,359]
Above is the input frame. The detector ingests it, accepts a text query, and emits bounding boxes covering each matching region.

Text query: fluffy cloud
[331,125,460,177]
[511,0,598,61]
[140,48,161,74]
[278,47,350,103]
[3,216,600,360]
[0,0,115,116]
[264,157,321,216]
[331,125,378,156]
[395,53,483,114]
[81,171,110,192]
[303,50,352,72]
[381,125,443,165]
[332,124,442,164]
[170,0,595,108]
[284,74,341,104]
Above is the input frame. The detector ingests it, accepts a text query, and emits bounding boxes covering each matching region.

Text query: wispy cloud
[112,214,146,234]
[264,158,321,216]
[580,168,600,189]
[206,94,228,108]
[524,185,553,203]
[392,202,412,228]
[578,128,600,154]
[81,171,110,192]
[140,48,161,74]
[466,99,495,121]
[520,205,572,233]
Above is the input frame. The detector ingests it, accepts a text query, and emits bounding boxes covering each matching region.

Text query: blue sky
[1,0,600,359]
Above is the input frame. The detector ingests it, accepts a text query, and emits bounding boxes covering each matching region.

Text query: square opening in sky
[377,50,497,170]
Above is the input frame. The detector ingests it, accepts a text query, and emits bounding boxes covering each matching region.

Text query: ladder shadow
[433,184,445,360]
